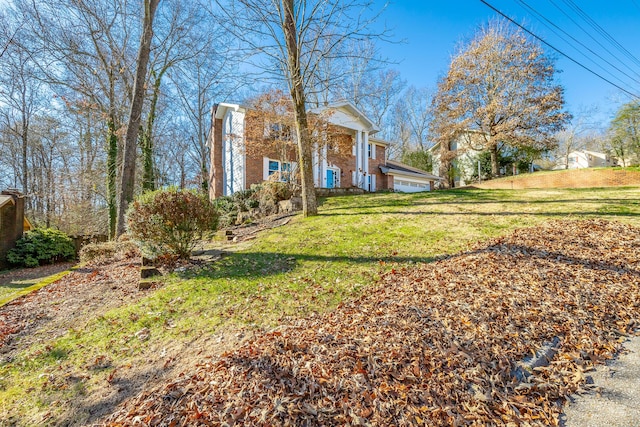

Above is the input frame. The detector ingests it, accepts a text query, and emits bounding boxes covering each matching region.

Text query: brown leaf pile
[105,220,640,426]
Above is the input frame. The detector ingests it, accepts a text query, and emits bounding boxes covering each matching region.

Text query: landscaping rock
[140,266,160,279]
[137,279,157,290]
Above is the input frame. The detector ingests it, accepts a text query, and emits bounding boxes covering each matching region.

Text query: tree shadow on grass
[318,209,640,218]
[53,364,175,426]
[177,251,438,282]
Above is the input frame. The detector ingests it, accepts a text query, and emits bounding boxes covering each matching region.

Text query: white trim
[263,157,270,181]
[355,131,362,188]
[363,131,369,181]
[312,143,319,186]
[370,174,376,192]
[321,143,328,187]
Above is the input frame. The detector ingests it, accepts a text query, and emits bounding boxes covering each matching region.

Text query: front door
[326,169,334,188]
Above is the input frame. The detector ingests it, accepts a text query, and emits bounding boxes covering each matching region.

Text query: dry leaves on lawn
[105,219,640,426]
[0,258,142,356]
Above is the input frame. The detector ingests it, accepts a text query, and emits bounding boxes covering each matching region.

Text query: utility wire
[562,0,640,71]
[548,0,640,78]
[515,0,640,87]
[479,0,640,100]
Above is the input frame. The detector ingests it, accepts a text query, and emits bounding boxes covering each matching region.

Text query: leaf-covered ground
[104,219,640,426]
[0,258,141,359]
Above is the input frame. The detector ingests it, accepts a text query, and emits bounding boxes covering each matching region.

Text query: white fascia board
[310,101,379,133]
[214,102,246,120]
[381,167,441,181]
[369,137,390,147]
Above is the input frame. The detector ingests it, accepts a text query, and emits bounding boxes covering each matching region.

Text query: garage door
[394,179,430,193]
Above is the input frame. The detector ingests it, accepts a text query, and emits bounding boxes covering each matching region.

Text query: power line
[479,0,640,100]
[515,0,640,87]
[562,0,640,71]
[547,0,640,79]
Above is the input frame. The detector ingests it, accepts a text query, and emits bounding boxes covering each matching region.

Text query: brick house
[208,100,438,199]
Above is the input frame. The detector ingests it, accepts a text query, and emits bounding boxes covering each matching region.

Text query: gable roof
[380,160,442,181]
[0,195,15,209]
[215,99,381,135]
[310,100,380,133]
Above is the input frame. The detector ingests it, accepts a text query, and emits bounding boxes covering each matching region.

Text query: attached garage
[380,160,441,193]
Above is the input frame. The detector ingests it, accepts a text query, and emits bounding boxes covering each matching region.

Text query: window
[367,143,376,159]
[264,122,292,140]
[265,157,294,182]
[268,160,280,176]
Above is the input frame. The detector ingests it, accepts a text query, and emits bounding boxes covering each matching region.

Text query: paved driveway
[561,335,640,427]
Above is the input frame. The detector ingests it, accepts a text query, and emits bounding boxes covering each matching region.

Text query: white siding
[222,110,245,195]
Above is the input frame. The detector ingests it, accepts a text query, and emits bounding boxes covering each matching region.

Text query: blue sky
[375,0,640,126]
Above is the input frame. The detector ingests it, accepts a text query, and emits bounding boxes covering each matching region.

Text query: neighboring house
[0,190,26,269]
[555,150,618,170]
[430,134,483,187]
[208,100,437,199]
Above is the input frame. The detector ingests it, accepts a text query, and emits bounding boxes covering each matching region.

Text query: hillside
[1,188,640,425]
[471,167,640,190]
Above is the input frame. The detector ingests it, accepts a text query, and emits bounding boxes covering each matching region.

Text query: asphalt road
[561,335,640,427]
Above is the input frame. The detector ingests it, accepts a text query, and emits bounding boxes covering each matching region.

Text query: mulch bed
[98,219,637,425]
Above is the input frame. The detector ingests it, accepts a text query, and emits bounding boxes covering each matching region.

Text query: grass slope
[1,187,640,425]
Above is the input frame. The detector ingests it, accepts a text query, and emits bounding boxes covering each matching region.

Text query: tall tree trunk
[140,68,167,192]
[116,0,160,237]
[20,86,29,209]
[106,116,118,239]
[439,140,452,189]
[489,144,499,177]
[282,0,317,216]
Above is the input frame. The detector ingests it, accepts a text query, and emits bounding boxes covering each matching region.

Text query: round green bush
[7,228,76,268]
[126,188,218,259]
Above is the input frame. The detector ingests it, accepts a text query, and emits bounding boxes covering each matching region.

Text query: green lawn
[2,187,640,425]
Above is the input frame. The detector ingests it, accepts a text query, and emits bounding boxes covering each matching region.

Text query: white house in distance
[208,100,439,199]
[555,150,618,170]
[429,137,482,187]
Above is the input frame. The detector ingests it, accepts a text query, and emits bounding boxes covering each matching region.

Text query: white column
[363,131,370,178]
[355,131,362,188]
[312,143,319,187]
[321,143,328,187]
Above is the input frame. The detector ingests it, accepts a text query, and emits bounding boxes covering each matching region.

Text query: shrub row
[7,228,76,268]
[214,181,294,227]
[7,185,296,268]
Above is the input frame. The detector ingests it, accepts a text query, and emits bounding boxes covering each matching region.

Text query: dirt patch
[0,262,75,287]
[0,258,143,358]
[224,213,295,243]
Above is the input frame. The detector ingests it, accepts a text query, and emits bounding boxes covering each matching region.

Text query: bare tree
[431,20,570,178]
[116,0,160,237]
[553,108,600,169]
[18,0,137,237]
[215,0,387,216]
[0,21,44,205]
